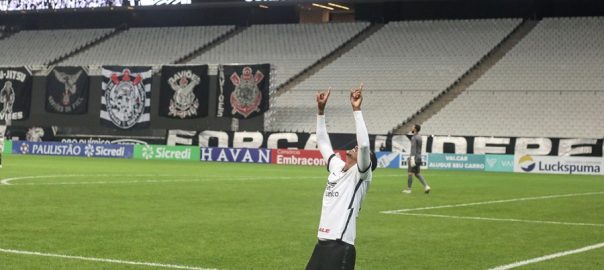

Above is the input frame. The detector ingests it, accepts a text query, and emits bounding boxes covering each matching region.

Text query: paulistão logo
[518,155,536,172]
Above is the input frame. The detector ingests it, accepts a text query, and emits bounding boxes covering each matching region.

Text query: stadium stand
[62,25,234,66]
[0,28,113,66]
[189,22,370,87]
[267,19,521,134]
[422,17,604,138]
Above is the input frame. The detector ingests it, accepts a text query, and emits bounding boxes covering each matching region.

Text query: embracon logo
[518,155,536,172]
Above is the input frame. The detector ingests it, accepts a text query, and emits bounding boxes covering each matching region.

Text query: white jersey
[317,155,372,245]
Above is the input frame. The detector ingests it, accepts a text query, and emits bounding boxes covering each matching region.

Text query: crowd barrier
[5,140,603,175]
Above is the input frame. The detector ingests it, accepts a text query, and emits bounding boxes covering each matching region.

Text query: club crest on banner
[229,67,264,118]
[46,66,89,114]
[168,70,200,119]
[101,66,151,129]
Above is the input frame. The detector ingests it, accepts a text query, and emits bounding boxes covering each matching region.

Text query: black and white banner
[101,66,152,130]
[45,66,89,114]
[0,67,32,124]
[217,64,270,119]
[167,130,604,157]
[159,65,209,119]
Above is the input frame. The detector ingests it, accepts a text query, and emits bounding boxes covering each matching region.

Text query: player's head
[412,124,421,134]
[346,146,378,172]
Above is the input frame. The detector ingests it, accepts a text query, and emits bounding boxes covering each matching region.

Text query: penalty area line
[487,241,604,270]
[0,248,218,270]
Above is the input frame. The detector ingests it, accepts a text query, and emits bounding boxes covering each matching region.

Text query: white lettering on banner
[304,134,318,150]
[199,131,228,148]
[216,150,228,161]
[166,130,196,146]
[31,144,82,156]
[155,148,190,159]
[95,146,124,157]
[558,139,598,156]
[276,155,326,166]
[229,148,242,160]
[374,135,387,152]
[432,136,467,154]
[266,133,298,149]
[200,148,212,161]
[259,150,269,163]
[233,132,263,149]
[242,151,253,162]
[474,137,510,154]
[445,155,468,161]
[515,138,552,156]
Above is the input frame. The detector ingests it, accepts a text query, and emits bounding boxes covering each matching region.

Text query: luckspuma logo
[518,155,536,172]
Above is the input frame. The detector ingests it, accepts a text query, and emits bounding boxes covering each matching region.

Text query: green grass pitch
[1,155,603,270]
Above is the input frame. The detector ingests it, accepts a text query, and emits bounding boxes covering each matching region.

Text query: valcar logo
[518,155,536,172]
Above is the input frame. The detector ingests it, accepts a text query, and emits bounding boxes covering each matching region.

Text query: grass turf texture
[1,155,603,270]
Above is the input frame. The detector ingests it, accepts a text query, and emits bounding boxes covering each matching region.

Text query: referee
[306,84,377,270]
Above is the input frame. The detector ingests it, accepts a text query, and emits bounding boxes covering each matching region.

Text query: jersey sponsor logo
[319,227,330,233]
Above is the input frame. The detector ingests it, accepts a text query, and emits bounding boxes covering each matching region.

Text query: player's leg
[305,242,324,270]
[315,241,356,270]
[413,158,430,193]
[403,157,413,193]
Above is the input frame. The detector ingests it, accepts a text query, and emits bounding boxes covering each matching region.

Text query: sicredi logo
[518,155,536,172]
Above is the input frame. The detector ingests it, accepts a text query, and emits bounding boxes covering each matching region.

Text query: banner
[0,67,32,123]
[484,154,514,172]
[200,147,271,163]
[101,66,152,130]
[428,153,485,171]
[134,144,199,161]
[400,154,429,170]
[45,66,89,114]
[271,149,346,166]
[3,140,11,154]
[159,65,209,119]
[13,141,133,158]
[217,64,270,119]
[514,155,602,175]
[167,130,604,157]
[376,152,401,168]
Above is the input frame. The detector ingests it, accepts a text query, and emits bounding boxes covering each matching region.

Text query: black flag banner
[217,64,271,119]
[100,66,152,130]
[159,65,209,119]
[0,67,32,124]
[45,66,89,114]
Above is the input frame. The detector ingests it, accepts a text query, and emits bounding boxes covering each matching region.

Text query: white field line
[381,191,604,214]
[0,248,218,270]
[393,212,604,227]
[0,174,403,186]
[488,242,604,270]
[0,174,181,185]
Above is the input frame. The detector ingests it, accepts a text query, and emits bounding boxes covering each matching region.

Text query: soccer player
[306,84,377,270]
[403,124,431,194]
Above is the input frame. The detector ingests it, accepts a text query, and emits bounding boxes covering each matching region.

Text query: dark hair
[414,124,421,132]
[370,151,377,171]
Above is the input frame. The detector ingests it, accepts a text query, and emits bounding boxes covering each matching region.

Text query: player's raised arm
[351,83,371,173]
[316,88,334,162]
